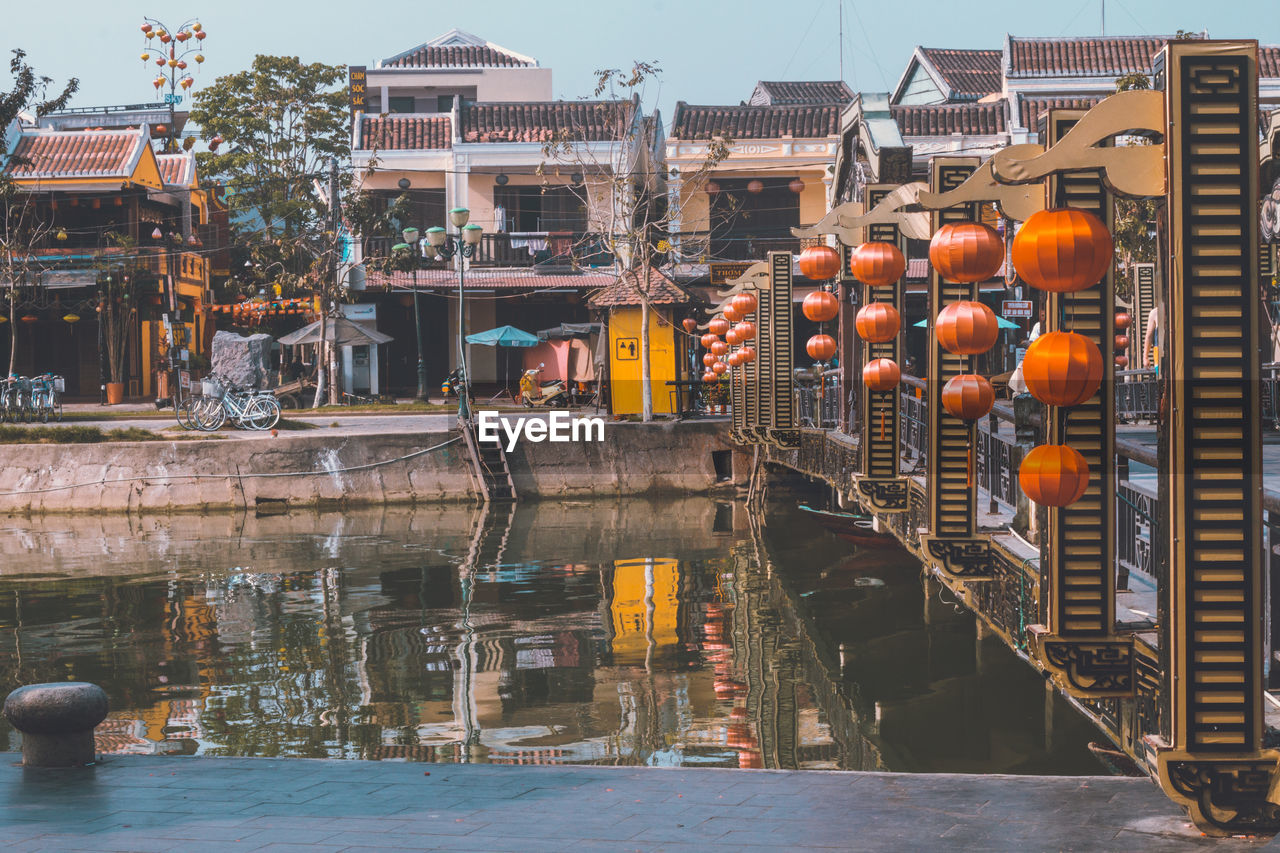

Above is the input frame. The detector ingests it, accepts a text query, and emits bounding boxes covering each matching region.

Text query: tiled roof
[918,48,1003,99]
[459,101,634,143]
[1017,95,1105,130]
[1263,47,1280,78]
[156,152,195,187]
[5,127,144,179]
[891,102,1008,136]
[382,44,532,68]
[588,267,691,307]
[359,115,452,150]
[1007,36,1167,78]
[365,268,614,291]
[671,103,841,140]
[748,81,854,106]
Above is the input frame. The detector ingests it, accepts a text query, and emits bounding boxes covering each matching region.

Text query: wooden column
[854,185,909,512]
[1150,40,1280,837]
[766,251,797,447]
[1027,110,1131,698]
[922,157,992,578]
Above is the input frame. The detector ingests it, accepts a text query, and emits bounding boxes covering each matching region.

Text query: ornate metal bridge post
[921,157,992,578]
[855,185,909,512]
[1149,40,1280,836]
[765,251,797,448]
[1026,110,1131,699]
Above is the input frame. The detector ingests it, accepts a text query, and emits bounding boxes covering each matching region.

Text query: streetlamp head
[449,207,470,228]
[426,226,448,248]
[391,242,410,252]
[462,224,483,246]
[402,226,420,244]
[397,178,411,190]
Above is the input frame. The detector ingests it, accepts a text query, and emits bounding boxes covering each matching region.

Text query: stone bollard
[3,682,108,767]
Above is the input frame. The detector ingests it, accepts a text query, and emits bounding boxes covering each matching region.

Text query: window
[709,178,800,260]
[437,95,454,113]
[493,186,587,232]
[387,96,415,114]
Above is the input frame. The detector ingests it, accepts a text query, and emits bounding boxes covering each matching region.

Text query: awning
[277,316,392,347]
[465,325,539,347]
[536,322,602,340]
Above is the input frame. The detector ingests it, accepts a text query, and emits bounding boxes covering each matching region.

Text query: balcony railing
[362,232,615,270]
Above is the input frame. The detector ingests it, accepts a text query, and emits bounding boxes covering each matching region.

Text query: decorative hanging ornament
[708,317,730,336]
[1019,444,1090,507]
[62,314,81,324]
[732,292,757,315]
[195,54,205,64]
[806,334,836,362]
[941,374,994,420]
[700,333,719,349]
[862,358,900,391]
[1114,334,1129,350]
[711,340,729,357]
[746,179,764,194]
[854,302,900,344]
[801,289,839,323]
[1011,208,1113,293]
[703,370,718,383]
[798,245,841,281]
[728,352,743,367]
[196,30,206,40]
[738,346,756,364]
[1021,331,1104,407]
[141,23,153,33]
[935,300,999,355]
[1114,311,1131,331]
[712,361,728,375]
[726,328,741,346]
[20,315,38,325]
[682,318,697,333]
[928,222,1004,284]
[723,303,742,323]
[850,241,906,287]
[734,321,756,341]
[1115,354,1129,368]
[788,178,805,194]
[705,181,720,195]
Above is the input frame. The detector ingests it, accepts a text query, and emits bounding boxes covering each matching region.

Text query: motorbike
[440,368,465,398]
[519,364,569,408]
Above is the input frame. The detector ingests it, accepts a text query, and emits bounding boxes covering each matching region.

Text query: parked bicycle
[31,374,64,423]
[189,374,281,432]
[0,374,62,423]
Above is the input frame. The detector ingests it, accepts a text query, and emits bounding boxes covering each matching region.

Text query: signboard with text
[348,66,367,114]
[1001,300,1032,319]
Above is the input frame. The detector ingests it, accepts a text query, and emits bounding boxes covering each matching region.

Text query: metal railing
[796,370,841,429]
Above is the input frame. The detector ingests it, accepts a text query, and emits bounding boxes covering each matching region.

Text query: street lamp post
[393,226,428,400]
[427,209,482,423]
[137,17,208,153]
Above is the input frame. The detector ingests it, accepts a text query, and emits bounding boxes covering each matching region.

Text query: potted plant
[95,234,148,404]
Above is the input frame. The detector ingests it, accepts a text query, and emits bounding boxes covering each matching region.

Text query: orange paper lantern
[855,302,900,343]
[806,334,836,362]
[709,317,730,336]
[734,321,756,341]
[712,361,728,375]
[1019,444,1090,507]
[1022,331,1104,407]
[1114,312,1131,331]
[798,245,841,281]
[732,292,758,315]
[738,346,756,363]
[1115,354,1129,368]
[711,340,729,357]
[929,222,1004,283]
[802,290,839,323]
[703,370,718,382]
[941,374,994,420]
[703,352,716,367]
[850,241,906,287]
[723,303,742,323]
[862,358,900,391]
[747,179,764,194]
[935,301,999,355]
[1011,208,1113,293]
[682,318,697,333]
[1114,334,1129,350]
[726,328,741,345]
[700,333,719,349]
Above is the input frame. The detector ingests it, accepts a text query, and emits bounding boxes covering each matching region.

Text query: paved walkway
[0,755,1265,851]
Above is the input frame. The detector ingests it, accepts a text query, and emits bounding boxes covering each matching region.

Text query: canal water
[0,496,1101,774]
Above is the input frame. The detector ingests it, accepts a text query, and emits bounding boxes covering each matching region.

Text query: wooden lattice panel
[860,186,904,478]
[755,272,775,442]
[768,251,796,441]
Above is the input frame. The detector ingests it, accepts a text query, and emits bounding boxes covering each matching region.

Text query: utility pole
[839,2,844,82]
[1101,0,1105,35]
[328,157,341,407]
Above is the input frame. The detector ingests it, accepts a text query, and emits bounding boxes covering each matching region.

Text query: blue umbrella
[465,325,540,347]
[913,316,1020,330]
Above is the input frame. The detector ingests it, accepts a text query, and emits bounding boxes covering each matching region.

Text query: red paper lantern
[703,353,716,367]
[788,178,805,194]
[703,370,718,382]
[709,317,730,336]
[855,302,900,343]
[935,301,999,355]
[733,292,758,315]
[1022,331,1104,407]
[1011,208,1113,293]
[798,245,841,281]
[682,318,697,333]
[701,333,719,349]
[862,358,900,391]
[1115,354,1129,368]
[802,290,839,323]
[726,328,741,345]
[20,315,38,324]
[705,181,720,195]
[929,222,1004,284]
[728,352,743,367]
[734,321,756,341]
[723,303,742,323]
[712,361,728,375]
[806,334,836,362]
[850,242,906,287]
[1114,312,1131,331]
[747,179,764,194]
[1019,444,1090,507]
[1114,334,1129,350]
[941,374,994,420]
[711,340,729,357]
[739,347,756,363]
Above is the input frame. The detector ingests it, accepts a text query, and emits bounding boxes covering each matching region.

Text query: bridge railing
[795,370,841,429]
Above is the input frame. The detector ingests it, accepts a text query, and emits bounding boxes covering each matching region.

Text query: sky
[7,0,1280,128]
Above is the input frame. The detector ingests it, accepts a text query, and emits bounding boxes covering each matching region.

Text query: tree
[190,56,405,406]
[1112,72,1158,302]
[541,62,730,421]
[0,50,78,375]
[94,234,149,389]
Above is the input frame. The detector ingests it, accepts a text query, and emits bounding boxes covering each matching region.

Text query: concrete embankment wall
[0,421,746,514]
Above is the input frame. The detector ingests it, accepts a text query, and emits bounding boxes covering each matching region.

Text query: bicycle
[194,375,280,431]
[31,374,63,423]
